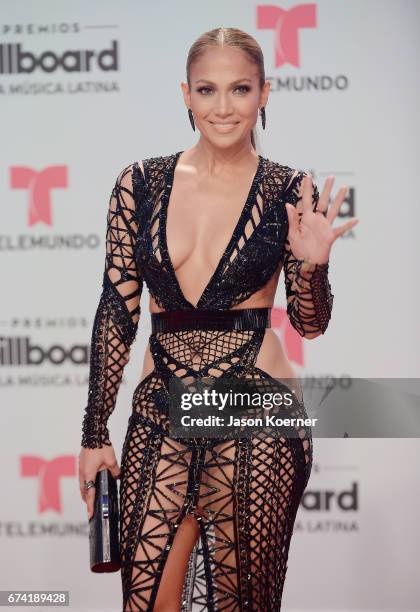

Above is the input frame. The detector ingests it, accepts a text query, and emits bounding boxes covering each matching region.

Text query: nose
[213,93,234,117]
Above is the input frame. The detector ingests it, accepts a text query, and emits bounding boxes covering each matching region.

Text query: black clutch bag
[88,468,121,573]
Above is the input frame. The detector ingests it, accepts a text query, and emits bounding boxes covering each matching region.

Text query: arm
[283,170,334,339]
[81,162,145,448]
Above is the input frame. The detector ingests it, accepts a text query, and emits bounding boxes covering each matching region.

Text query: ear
[180,81,191,108]
[259,80,271,108]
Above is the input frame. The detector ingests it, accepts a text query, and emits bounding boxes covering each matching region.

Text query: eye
[234,85,251,94]
[197,86,212,95]
[196,85,251,95]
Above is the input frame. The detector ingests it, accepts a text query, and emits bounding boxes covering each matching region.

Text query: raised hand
[285,175,359,265]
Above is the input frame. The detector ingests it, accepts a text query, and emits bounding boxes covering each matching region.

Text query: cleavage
[166,177,249,299]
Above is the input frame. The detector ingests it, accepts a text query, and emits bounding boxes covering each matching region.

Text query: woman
[79,27,357,612]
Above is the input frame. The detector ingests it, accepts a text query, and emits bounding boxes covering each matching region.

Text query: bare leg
[153,512,201,612]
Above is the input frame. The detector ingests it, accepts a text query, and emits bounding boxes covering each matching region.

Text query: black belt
[150,307,271,333]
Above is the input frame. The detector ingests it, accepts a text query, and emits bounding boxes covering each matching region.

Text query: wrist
[298,258,329,272]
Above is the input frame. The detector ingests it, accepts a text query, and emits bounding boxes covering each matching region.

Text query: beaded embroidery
[81,151,334,610]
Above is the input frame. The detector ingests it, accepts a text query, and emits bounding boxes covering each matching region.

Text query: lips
[210,122,239,132]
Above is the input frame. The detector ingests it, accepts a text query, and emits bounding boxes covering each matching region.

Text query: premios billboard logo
[0,40,118,74]
[0,23,120,95]
[0,336,89,366]
[295,480,360,533]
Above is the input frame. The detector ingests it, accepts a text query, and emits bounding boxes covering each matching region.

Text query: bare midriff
[136,150,300,391]
[138,263,299,386]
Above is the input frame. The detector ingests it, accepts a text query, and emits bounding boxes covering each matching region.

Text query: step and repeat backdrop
[1,1,419,610]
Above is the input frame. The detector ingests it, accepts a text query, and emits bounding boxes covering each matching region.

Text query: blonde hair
[186,27,266,151]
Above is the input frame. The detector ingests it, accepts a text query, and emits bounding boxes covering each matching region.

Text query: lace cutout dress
[81,151,334,611]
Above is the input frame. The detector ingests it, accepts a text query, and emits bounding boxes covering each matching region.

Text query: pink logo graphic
[271,305,304,366]
[257,3,317,67]
[21,455,76,513]
[10,165,68,226]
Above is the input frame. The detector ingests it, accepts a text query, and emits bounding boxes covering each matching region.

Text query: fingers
[301,174,317,213]
[79,446,121,522]
[285,202,300,235]
[316,177,355,231]
[79,465,88,503]
[316,175,335,215]
[85,479,96,520]
[332,217,359,239]
[79,466,99,519]
[107,457,121,481]
[326,184,349,224]
[83,463,120,520]
[78,452,100,516]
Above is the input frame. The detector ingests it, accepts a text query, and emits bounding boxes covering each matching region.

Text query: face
[181,46,270,148]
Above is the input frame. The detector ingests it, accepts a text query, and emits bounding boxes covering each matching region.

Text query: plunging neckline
[160,150,264,310]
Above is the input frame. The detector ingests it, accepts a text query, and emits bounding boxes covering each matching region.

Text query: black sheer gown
[81,151,334,611]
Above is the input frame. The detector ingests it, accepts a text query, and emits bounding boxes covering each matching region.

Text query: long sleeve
[81,164,144,448]
[283,170,334,338]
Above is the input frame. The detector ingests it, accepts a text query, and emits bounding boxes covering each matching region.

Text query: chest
[134,154,292,310]
[165,170,263,271]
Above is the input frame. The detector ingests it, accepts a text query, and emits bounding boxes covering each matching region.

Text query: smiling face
[181,46,270,149]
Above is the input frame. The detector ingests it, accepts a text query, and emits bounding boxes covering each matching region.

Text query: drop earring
[259,106,266,130]
[188,108,195,131]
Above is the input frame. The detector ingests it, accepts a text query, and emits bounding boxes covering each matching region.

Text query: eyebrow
[194,78,252,85]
